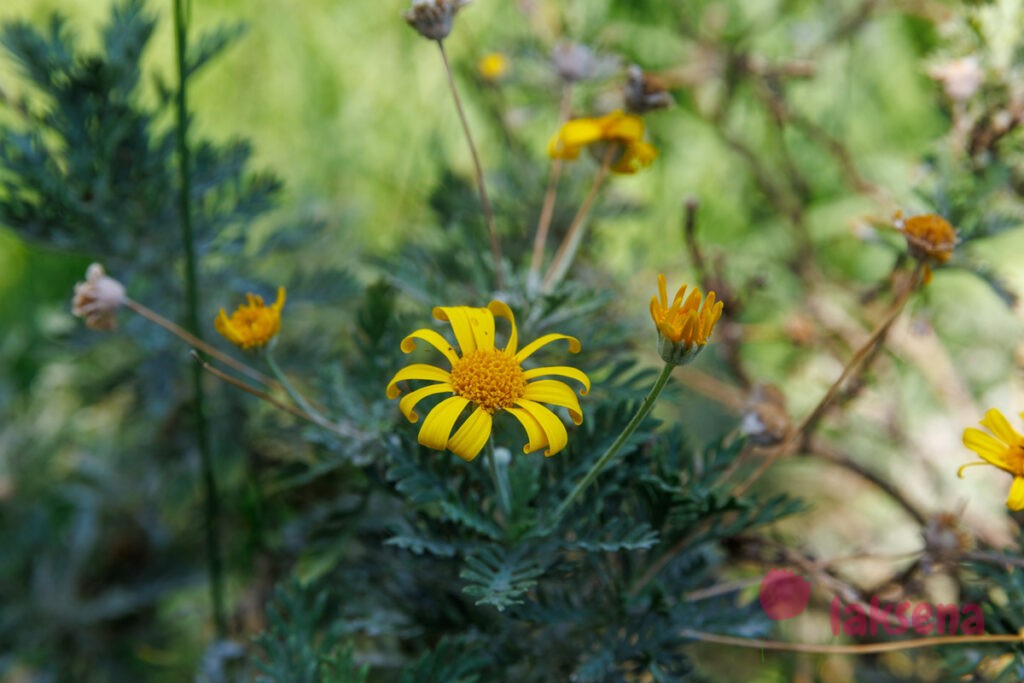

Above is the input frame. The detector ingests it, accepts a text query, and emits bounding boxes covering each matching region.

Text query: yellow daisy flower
[649,274,723,365]
[386,301,591,461]
[478,52,509,82]
[547,110,657,174]
[961,408,1024,511]
[214,287,286,350]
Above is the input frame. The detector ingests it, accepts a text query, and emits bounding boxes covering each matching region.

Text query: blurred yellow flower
[899,213,957,264]
[478,52,509,81]
[547,110,657,174]
[386,302,590,461]
[215,287,286,350]
[961,408,1024,511]
[650,274,723,365]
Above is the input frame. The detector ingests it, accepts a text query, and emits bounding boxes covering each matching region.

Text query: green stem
[550,362,675,526]
[486,440,512,518]
[264,349,332,428]
[173,0,226,637]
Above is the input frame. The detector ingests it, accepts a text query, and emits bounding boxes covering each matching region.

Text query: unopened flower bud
[403,0,470,41]
[71,263,126,331]
[650,274,723,366]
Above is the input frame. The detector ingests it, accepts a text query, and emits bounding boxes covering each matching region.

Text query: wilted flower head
[551,41,598,82]
[649,274,723,366]
[477,52,509,82]
[896,213,957,265]
[624,64,675,114]
[961,408,1024,511]
[929,56,984,102]
[214,287,286,350]
[740,384,791,447]
[71,263,126,331]
[386,301,590,461]
[547,110,657,174]
[403,0,470,41]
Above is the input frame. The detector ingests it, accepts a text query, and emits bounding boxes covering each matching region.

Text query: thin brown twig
[192,352,357,439]
[437,40,504,290]
[529,84,573,290]
[732,263,925,497]
[124,297,279,390]
[541,144,616,292]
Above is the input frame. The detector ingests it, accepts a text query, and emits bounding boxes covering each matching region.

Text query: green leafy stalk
[173,0,226,637]
[549,361,675,527]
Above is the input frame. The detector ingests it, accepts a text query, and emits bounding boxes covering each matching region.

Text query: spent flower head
[547,110,657,174]
[650,274,723,366]
[71,263,126,331]
[551,42,599,82]
[896,212,957,265]
[624,64,675,114]
[386,301,591,461]
[961,408,1024,511]
[403,0,470,41]
[215,287,286,350]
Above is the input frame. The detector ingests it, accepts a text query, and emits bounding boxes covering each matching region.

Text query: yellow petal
[417,396,469,451]
[523,379,584,424]
[400,329,460,366]
[599,110,644,142]
[515,333,582,362]
[963,428,1014,472]
[506,406,549,454]
[386,364,453,399]
[522,365,590,395]
[432,306,495,354]
[559,118,605,147]
[487,301,518,355]
[979,408,1021,447]
[1008,477,1024,511]
[514,399,568,456]
[399,382,453,422]
[447,407,493,461]
[271,286,287,312]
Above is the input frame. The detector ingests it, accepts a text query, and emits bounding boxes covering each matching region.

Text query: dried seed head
[403,0,470,41]
[624,64,675,114]
[552,41,599,82]
[71,263,126,331]
[740,385,791,447]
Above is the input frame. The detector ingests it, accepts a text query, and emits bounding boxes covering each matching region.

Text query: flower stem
[437,39,504,291]
[550,361,675,526]
[173,0,226,638]
[264,350,332,428]
[486,440,512,519]
[541,144,615,293]
[124,297,278,390]
[528,84,573,292]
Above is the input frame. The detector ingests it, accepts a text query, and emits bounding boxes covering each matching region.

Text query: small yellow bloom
[898,213,957,264]
[649,274,723,365]
[478,52,509,82]
[386,302,591,461]
[215,287,286,350]
[547,110,657,174]
[961,408,1024,511]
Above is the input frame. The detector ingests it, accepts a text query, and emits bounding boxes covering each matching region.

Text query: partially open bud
[649,274,723,366]
[71,263,126,331]
[624,64,675,114]
[403,0,470,41]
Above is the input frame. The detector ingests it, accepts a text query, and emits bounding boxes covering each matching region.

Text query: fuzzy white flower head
[71,263,126,331]
[404,0,470,41]
[929,56,984,102]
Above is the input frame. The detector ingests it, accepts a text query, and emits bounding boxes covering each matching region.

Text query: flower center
[450,349,526,413]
